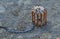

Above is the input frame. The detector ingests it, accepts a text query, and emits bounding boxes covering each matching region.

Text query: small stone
[3,38,7,39]
[41,32,52,39]
[56,37,60,39]
[0,5,5,13]
[0,29,4,33]
[0,22,2,26]
[10,35,14,38]
[16,35,23,39]
[17,24,26,31]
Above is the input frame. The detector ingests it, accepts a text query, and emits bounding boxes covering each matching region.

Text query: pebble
[3,38,7,39]
[0,29,4,33]
[0,22,2,26]
[56,37,60,39]
[40,32,52,39]
[0,5,5,13]
[16,35,23,39]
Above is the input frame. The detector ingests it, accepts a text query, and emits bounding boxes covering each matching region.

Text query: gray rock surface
[0,0,60,39]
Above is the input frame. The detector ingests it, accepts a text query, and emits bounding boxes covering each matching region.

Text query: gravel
[0,0,60,39]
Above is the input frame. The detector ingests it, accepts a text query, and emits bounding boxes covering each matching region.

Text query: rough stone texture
[0,0,60,39]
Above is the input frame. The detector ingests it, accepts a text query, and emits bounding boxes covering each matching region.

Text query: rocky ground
[0,0,60,39]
